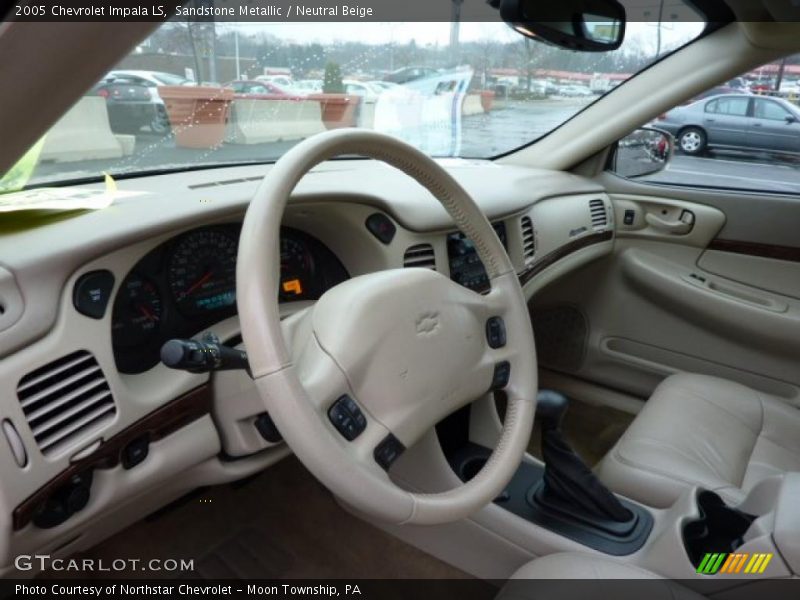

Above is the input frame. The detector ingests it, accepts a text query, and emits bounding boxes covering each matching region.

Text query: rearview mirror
[492,0,626,52]
[611,128,673,179]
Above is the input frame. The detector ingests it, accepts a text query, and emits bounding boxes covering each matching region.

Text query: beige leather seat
[597,374,800,508]
[498,552,703,599]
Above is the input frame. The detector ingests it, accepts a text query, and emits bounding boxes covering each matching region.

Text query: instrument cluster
[111,224,348,374]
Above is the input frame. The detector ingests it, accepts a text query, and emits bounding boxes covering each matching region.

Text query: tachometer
[111,274,162,348]
[168,229,238,316]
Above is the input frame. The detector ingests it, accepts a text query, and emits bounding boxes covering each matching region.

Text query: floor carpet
[39,456,472,581]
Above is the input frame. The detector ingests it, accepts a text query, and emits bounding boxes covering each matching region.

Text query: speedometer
[167,229,238,317]
[280,235,315,301]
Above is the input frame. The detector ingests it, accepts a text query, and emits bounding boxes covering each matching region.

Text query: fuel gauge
[111,273,163,348]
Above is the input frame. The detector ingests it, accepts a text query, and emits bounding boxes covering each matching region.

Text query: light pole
[234,29,241,80]
[450,0,464,66]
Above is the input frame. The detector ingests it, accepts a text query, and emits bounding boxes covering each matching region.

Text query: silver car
[655,93,800,156]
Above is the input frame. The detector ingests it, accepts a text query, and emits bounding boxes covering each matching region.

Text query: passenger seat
[596,374,800,507]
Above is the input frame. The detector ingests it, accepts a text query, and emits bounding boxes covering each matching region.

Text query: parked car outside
[367,80,399,92]
[343,80,382,102]
[255,74,294,88]
[88,77,161,135]
[691,85,744,102]
[294,79,323,94]
[656,93,800,156]
[226,80,294,96]
[106,69,194,134]
[726,76,751,91]
[557,84,594,97]
[383,66,440,84]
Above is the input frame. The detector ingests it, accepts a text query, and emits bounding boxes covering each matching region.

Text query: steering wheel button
[354,412,367,430]
[486,316,506,348]
[328,395,367,441]
[343,395,359,414]
[491,361,511,390]
[374,434,405,471]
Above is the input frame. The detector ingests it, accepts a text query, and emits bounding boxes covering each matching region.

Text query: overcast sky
[221,21,704,53]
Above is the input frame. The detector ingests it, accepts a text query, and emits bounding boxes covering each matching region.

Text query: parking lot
[29,97,800,196]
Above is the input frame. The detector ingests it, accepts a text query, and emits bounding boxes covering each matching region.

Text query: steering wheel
[236,129,537,525]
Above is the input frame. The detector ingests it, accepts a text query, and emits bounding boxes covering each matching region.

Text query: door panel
[612,195,725,247]
[703,96,751,146]
[699,248,800,300]
[749,98,800,153]
[531,185,800,408]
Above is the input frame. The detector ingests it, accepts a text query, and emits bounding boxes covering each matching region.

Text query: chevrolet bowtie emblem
[415,312,440,335]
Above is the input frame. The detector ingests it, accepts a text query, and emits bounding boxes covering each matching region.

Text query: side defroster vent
[521,216,536,262]
[589,198,608,230]
[16,350,116,456]
[403,243,436,270]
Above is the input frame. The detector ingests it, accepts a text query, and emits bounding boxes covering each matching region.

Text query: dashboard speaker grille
[589,198,608,230]
[403,243,436,270]
[521,216,536,263]
[16,350,116,456]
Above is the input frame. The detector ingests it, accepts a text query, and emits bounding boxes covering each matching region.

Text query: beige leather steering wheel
[237,129,537,525]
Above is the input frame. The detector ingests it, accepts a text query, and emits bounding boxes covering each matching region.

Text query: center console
[682,490,756,571]
[447,222,507,292]
[638,472,800,581]
[447,390,653,556]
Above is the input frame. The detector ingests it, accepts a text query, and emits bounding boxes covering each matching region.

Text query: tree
[323,62,344,94]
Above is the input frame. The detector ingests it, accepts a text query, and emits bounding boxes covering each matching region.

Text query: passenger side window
[705,97,749,116]
[610,55,800,195]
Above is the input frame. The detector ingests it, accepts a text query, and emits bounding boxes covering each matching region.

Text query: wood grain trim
[707,239,800,263]
[518,230,614,287]
[13,385,212,531]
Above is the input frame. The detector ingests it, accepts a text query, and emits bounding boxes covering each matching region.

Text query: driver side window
[753,99,791,120]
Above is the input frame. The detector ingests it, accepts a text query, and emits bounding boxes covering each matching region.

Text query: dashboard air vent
[521,216,536,262]
[589,198,608,230]
[403,243,436,270]
[16,350,116,455]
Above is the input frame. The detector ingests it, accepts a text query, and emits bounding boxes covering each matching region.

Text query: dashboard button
[122,434,150,469]
[365,213,396,245]
[486,316,506,348]
[623,209,636,226]
[73,270,115,319]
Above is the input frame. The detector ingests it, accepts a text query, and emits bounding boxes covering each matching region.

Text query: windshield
[5,18,704,189]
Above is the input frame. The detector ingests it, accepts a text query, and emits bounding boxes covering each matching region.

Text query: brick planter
[159,86,234,148]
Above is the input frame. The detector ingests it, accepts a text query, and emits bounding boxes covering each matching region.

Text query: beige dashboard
[0,158,613,574]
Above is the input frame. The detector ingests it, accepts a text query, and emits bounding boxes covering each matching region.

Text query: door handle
[645,210,695,235]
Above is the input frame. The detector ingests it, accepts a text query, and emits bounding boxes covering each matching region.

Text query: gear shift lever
[535,390,633,523]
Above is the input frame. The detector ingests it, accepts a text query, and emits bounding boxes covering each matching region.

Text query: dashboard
[111,225,349,373]
[0,159,614,574]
